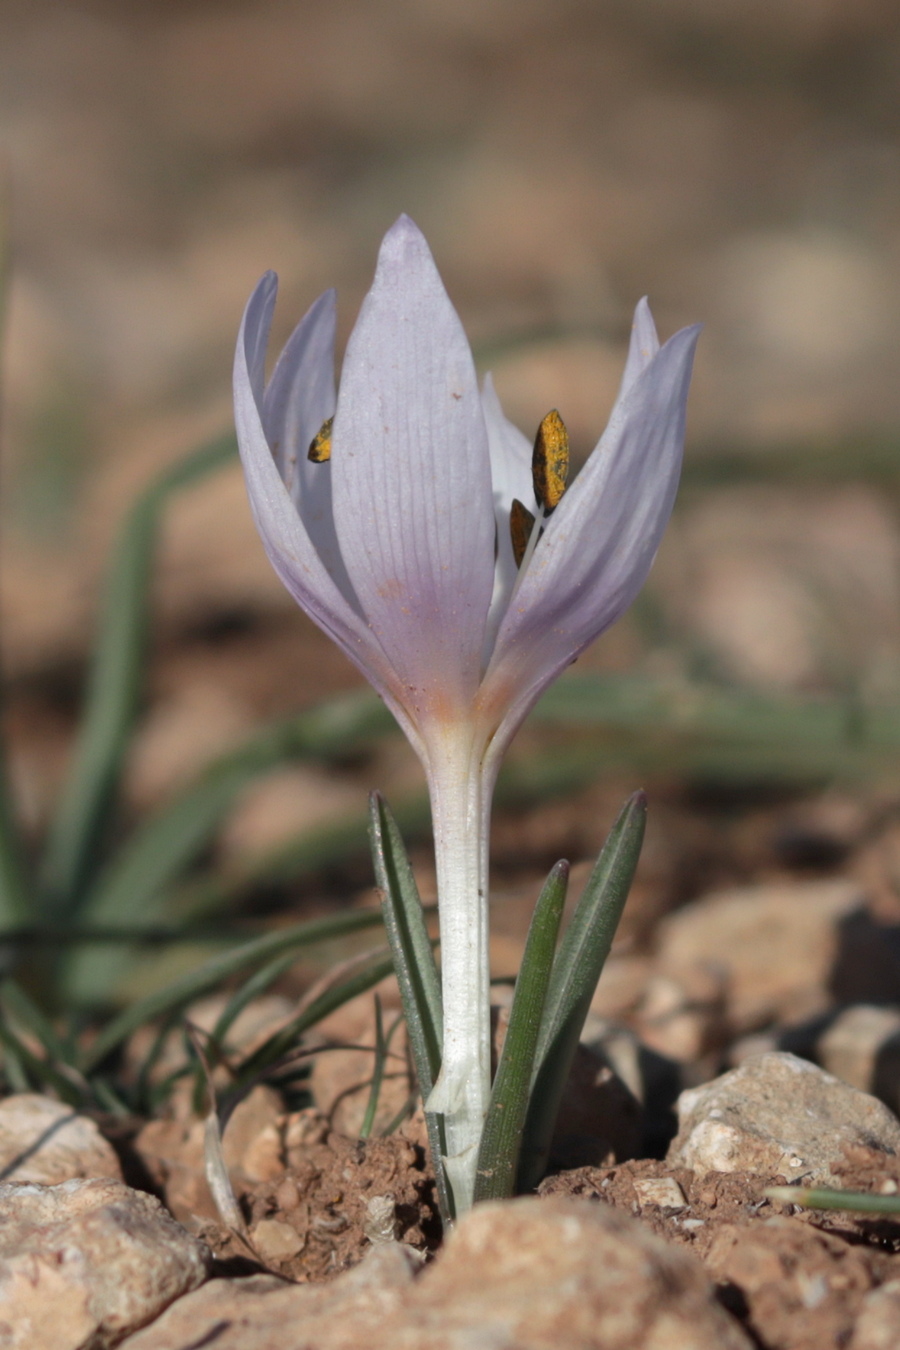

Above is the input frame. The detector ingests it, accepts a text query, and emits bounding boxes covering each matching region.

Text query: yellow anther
[308,416,334,463]
[509,498,537,569]
[532,409,569,513]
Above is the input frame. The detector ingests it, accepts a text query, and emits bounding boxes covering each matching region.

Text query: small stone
[850,1278,900,1349]
[251,1218,304,1262]
[668,1052,900,1185]
[0,1176,210,1349]
[274,1178,300,1211]
[815,1005,900,1112]
[656,879,865,1031]
[363,1194,397,1244]
[0,1094,122,1185]
[633,1176,688,1209]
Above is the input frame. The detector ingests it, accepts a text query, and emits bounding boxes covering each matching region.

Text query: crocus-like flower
[234,215,699,1211]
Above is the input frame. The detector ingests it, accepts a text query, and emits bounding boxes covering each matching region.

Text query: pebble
[0,1094,122,1185]
[668,1051,900,1185]
[655,879,865,1031]
[119,1196,752,1349]
[0,1175,210,1350]
[850,1278,900,1350]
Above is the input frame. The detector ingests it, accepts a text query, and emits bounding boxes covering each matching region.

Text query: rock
[118,1245,419,1350]
[633,967,727,1062]
[632,1176,688,1209]
[251,1217,305,1262]
[655,879,865,1031]
[120,1197,752,1349]
[134,1085,285,1224]
[668,1052,900,1185]
[0,1094,122,1186]
[850,1279,900,1350]
[706,1216,875,1350]
[0,1176,210,1349]
[780,1005,900,1113]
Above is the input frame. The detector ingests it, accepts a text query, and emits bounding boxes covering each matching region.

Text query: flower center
[509,409,570,571]
[308,416,334,462]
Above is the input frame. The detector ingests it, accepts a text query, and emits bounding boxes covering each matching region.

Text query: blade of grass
[473,861,568,1203]
[40,434,239,920]
[190,948,311,1115]
[358,994,386,1140]
[517,792,646,1193]
[226,948,397,1094]
[368,791,452,1226]
[79,907,385,1073]
[359,1004,405,1140]
[0,977,74,1067]
[0,198,33,932]
[61,692,394,1004]
[766,1186,900,1215]
[0,1015,84,1106]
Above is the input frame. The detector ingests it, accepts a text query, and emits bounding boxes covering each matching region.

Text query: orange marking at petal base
[308,417,334,462]
[532,409,569,512]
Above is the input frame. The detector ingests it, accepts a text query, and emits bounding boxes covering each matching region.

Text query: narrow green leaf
[227,950,397,1090]
[474,861,568,1203]
[368,792,452,1225]
[369,793,442,1071]
[0,1014,84,1105]
[40,434,238,920]
[518,791,646,1193]
[79,907,385,1073]
[766,1186,900,1215]
[61,691,395,1004]
[0,978,75,1067]
[0,761,32,930]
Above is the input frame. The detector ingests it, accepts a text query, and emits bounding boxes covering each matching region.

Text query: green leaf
[358,996,404,1141]
[0,977,75,1068]
[368,791,452,1225]
[0,763,32,929]
[60,691,395,1005]
[517,791,646,1193]
[79,907,385,1073]
[226,949,397,1091]
[39,434,238,920]
[473,861,568,1203]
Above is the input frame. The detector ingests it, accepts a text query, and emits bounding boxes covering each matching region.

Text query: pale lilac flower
[234,215,699,1211]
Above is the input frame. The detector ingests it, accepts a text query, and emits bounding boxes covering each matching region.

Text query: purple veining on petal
[330,215,496,728]
[480,322,700,754]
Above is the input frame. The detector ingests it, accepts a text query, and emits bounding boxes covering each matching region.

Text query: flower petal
[262,288,336,498]
[234,272,425,755]
[618,296,660,397]
[481,321,700,748]
[480,373,533,665]
[330,216,495,730]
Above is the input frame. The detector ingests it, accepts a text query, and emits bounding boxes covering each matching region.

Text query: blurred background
[4,0,900,1000]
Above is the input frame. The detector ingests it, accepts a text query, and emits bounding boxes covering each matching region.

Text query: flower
[234,215,699,1211]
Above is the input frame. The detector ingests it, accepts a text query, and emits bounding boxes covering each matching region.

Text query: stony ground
[4,3,900,1347]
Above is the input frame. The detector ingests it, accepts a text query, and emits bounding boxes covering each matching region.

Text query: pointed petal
[262,288,336,495]
[481,372,532,516]
[234,273,425,755]
[481,323,700,746]
[330,216,495,728]
[618,297,660,397]
[260,289,359,608]
[480,373,533,664]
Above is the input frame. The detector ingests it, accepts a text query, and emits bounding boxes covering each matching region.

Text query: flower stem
[423,729,492,1215]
